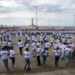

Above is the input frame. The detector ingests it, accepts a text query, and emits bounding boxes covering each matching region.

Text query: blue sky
[0,0,75,26]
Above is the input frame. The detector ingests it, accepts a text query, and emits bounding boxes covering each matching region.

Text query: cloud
[0,0,19,7]
[0,0,75,26]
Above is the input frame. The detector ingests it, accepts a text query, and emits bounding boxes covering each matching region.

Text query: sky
[0,0,75,26]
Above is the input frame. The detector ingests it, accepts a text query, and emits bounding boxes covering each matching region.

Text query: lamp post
[74,14,75,25]
[49,16,50,26]
[36,6,38,26]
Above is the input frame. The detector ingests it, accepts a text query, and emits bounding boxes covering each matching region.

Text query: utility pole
[36,6,38,26]
[49,16,50,26]
[74,14,75,25]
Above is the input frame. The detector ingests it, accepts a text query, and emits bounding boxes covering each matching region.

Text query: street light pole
[36,6,38,26]
[74,15,75,25]
[49,16,50,26]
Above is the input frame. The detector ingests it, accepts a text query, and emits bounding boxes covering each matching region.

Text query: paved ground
[0,34,75,75]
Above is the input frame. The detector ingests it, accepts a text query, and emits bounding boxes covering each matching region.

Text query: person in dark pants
[7,40,11,51]
[3,40,8,50]
[18,39,23,55]
[19,47,22,55]
[3,59,9,69]
[37,56,41,66]
[55,55,60,66]
[72,45,75,57]
[54,47,62,66]
[42,48,49,67]
[36,45,41,66]
[9,46,16,67]
[0,47,9,70]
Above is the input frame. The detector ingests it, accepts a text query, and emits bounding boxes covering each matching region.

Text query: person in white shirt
[32,41,36,52]
[18,39,23,55]
[20,31,22,37]
[62,37,66,44]
[27,36,30,44]
[45,40,51,51]
[24,48,31,71]
[36,45,41,66]
[0,34,2,41]
[34,37,37,43]
[64,45,71,65]
[25,34,28,43]
[24,42,29,50]
[40,35,43,45]
[15,31,18,38]
[32,35,35,42]
[3,40,8,50]
[53,43,59,50]
[54,47,62,66]
[67,38,71,45]
[55,39,60,44]
[50,37,54,46]
[61,43,66,59]
[69,34,72,39]
[8,33,12,41]
[43,35,47,44]
[3,33,7,40]
[7,40,12,51]
[0,47,9,70]
[9,46,16,67]
[72,44,75,57]
[37,41,41,47]
[0,41,2,50]
[42,47,49,67]
[65,34,68,39]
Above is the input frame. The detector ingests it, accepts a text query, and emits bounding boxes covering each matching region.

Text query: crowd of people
[0,29,75,71]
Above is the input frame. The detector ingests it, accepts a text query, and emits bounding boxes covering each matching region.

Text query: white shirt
[32,43,36,51]
[65,48,71,54]
[62,44,66,51]
[54,50,62,56]
[40,36,43,41]
[9,50,15,57]
[0,35,2,38]
[67,39,71,43]
[18,42,23,47]
[24,51,31,58]
[42,50,49,56]
[45,42,50,48]
[34,38,37,42]
[55,39,59,43]
[50,38,54,42]
[62,38,66,42]
[37,42,41,47]
[54,44,58,49]
[32,42,36,48]
[0,51,8,60]
[27,36,30,40]
[32,36,35,41]
[65,34,68,37]
[0,41,2,46]
[58,43,62,49]
[8,42,11,46]
[3,41,7,46]
[36,48,41,56]
[24,44,29,50]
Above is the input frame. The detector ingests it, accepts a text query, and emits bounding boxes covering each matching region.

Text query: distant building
[27,18,38,29]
